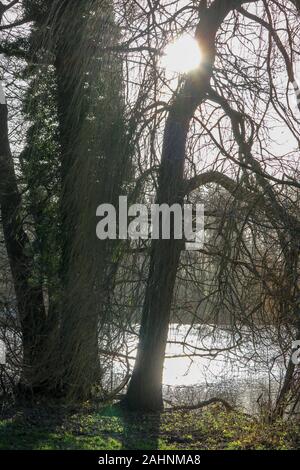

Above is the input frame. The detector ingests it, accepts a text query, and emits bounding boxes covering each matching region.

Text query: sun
[161,34,202,74]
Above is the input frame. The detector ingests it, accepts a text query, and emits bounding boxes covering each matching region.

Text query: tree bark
[51,0,124,398]
[54,7,101,398]
[0,87,47,392]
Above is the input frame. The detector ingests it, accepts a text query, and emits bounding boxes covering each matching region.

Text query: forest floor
[0,401,299,450]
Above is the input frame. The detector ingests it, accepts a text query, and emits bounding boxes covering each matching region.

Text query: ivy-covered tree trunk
[14,0,130,400]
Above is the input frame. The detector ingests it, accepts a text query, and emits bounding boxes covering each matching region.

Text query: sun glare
[161,34,202,74]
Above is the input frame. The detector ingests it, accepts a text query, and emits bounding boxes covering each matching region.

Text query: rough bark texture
[51,0,125,398]
[53,3,102,398]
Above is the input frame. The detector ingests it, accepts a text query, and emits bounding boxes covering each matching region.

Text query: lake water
[113,324,287,415]
[0,319,288,415]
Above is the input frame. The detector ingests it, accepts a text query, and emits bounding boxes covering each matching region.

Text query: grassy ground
[0,402,299,450]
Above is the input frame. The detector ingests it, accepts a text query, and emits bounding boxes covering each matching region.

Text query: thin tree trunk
[124,0,256,411]
[0,85,47,393]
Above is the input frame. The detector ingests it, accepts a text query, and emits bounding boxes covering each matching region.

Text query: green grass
[0,403,299,450]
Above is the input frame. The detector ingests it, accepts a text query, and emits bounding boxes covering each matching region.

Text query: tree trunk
[51,0,123,398]
[124,94,206,411]
[54,40,102,398]
[0,87,47,393]
[124,0,248,411]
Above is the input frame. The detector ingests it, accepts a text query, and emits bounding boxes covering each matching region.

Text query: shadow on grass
[0,403,161,450]
[0,408,69,450]
[98,404,161,450]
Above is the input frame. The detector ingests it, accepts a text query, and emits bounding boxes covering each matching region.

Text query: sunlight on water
[115,324,285,414]
[162,325,283,387]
